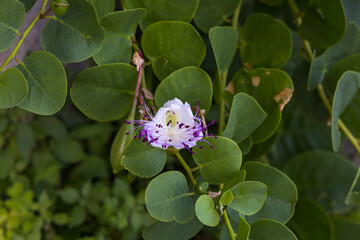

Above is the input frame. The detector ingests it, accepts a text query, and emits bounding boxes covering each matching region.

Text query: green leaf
[209,26,238,73]
[287,197,334,240]
[124,0,199,30]
[258,0,282,6]
[331,71,360,151]
[16,51,67,115]
[298,0,346,48]
[0,68,27,108]
[53,212,69,226]
[219,190,233,205]
[222,93,267,144]
[143,217,203,240]
[345,167,360,205]
[16,122,35,161]
[94,9,147,65]
[57,188,80,204]
[195,195,220,227]
[142,21,206,80]
[70,64,137,121]
[334,219,360,240]
[154,66,212,112]
[249,219,297,240]
[0,0,25,52]
[32,150,60,186]
[193,136,242,184]
[308,22,360,90]
[228,181,267,215]
[193,0,239,33]
[324,54,360,94]
[121,137,167,178]
[284,150,357,213]
[236,215,250,240]
[41,0,105,62]
[145,171,194,223]
[240,13,292,68]
[223,169,246,193]
[37,116,69,139]
[89,0,115,18]
[233,68,294,143]
[0,148,15,179]
[243,162,297,224]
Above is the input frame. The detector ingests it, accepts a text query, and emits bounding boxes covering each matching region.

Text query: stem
[0,0,49,72]
[287,0,360,155]
[223,210,236,240]
[175,152,197,186]
[232,0,243,30]
[130,56,144,117]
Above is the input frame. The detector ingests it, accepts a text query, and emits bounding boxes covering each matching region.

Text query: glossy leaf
[222,93,267,144]
[239,13,292,68]
[249,219,297,240]
[233,68,294,143]
[124,0,199,30]
[243,162,297,224]
[121,137,167,178]
[219,190,233,205]
[41,0,105,62]
[284,150,357,212]
[287,197,334,240]
[209,26,238,73]
[236,215,250,240]
[143,217,203,240]
[308,22,360,90]
[89,0,115,18]
[142,21,206,80]
[228,181,267,215]
[70,64,137,121]
[0,0,25,52]
[195,195,220,227]
[16,51,67,115]
[94,9,147,65]
[194,0,239,33]
[331,71,360,151]
[222,169,246,193]
[154,66,212,112]
[145,171,194,223]
[193,136,242,184]
[0,68,27,108]
[299,0,346,48]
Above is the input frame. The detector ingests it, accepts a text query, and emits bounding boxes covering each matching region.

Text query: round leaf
[193,0,239,33]
[41,0,105,62]
[195,195,220,227]
[219,190,233,205]
[16,51,67,115]
[193,136,242,184]
[0,0,25,52]
[121,137,167,178]
[222,93,267,144]
[249,219,297,240]
[142,21,206,80]
[143,217,203,240]
[228,181,267,215]
[89,0,115,19]
[284,150,357,213]
[70,64,137,121]
[240,13,292,68]
[93,35,132,65]
[331,71,360,151]
[145,171,195,223]
[243,161,297,224]
[154,66,212,112]
[0,68,27,108]
[233,68,294,143]
[124,0,199,30]
[299,0,346,48]
[287,197,334,240]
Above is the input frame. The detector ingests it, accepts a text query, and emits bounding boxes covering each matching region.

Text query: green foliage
[1,0,360,239]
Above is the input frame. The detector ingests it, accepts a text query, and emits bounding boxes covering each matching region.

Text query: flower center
[165,110,177,128]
